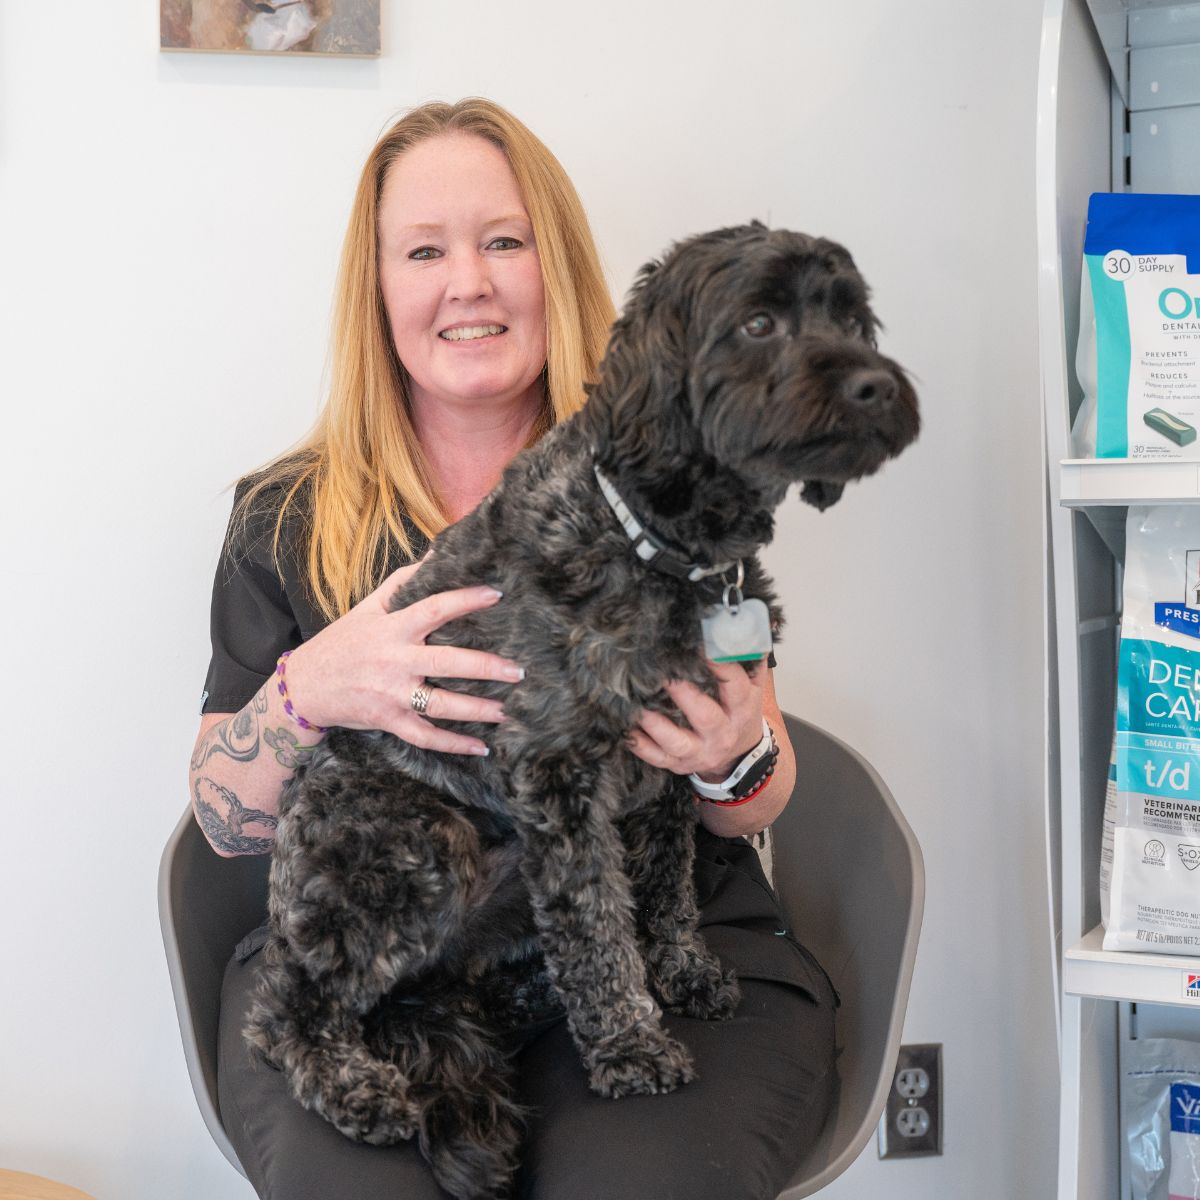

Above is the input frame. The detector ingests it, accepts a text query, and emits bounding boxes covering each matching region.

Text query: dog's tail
[384,997,527,1200]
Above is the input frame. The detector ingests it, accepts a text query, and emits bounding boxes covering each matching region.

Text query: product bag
[1074,192,1200,459]
[1102,507,1200,952]
[1127,1038,1200,1200]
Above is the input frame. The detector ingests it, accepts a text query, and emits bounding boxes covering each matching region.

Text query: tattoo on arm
[263,725,317,769]
[190,686,269,770]
[192,778,278,855]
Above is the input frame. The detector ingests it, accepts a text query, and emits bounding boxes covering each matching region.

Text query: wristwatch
[689,719,779,805]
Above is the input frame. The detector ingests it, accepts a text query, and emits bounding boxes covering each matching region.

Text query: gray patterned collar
[592,462,737,583]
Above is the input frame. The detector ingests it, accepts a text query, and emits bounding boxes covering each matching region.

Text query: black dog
[245,222,919,1199]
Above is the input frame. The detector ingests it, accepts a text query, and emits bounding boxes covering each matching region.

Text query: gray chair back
[158,808,267,1177]
[158,712,923,1193]
[772,714,924,1196]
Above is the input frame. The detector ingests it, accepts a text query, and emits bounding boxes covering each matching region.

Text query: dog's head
[590,222,919,512]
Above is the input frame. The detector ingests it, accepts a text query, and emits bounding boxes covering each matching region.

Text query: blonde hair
[236,98,616,621]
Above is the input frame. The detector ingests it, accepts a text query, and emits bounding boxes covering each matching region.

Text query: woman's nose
[445,251,493,302]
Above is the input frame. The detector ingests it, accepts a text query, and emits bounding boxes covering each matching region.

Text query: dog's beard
[697,356,918,511]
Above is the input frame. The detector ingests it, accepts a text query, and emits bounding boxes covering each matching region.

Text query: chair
[771,714,924,1196]
[158,712,923,1192]
[158,809,268,1177]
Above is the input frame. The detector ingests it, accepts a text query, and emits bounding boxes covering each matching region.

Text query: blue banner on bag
[1156,603,1200,640]
[1171,1082,1200,1134]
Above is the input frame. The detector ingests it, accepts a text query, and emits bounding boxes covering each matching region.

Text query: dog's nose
[843,368,898,408]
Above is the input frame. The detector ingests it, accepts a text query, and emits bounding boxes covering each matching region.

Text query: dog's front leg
[513,761,696,1099]
[246,942,422,1145]
[619,778,741,1020]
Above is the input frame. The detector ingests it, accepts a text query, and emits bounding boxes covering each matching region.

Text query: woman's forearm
[189,679,325,857]
[693,702,797,839]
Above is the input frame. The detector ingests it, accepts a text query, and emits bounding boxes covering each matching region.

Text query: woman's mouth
[439,324,507,342]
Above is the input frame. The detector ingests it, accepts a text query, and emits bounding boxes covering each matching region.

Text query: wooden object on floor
[0,1170,98,1200]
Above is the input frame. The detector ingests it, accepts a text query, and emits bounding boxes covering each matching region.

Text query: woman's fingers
[399,584,505,640]
[419,642,525,684]
[626,727,667,768]
[387,711,492,757]
[324,563,522,752]
[367,554,431,609]
[391,586,524,684]
[631,660,769,777]
[637,706,699,758]
[407,685,507,725]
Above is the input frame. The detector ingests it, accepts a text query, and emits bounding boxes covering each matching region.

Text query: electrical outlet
[878,1043,943,1158]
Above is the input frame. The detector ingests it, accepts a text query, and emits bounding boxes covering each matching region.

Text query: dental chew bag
[1102,508,1200,953]
[1074,193,1200,458]
[1126,1038,1200,1200]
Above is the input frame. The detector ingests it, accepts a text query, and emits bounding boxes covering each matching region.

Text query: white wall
[0,2,1054,1197]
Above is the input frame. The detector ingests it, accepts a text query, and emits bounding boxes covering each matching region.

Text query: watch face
[731,746,779,799]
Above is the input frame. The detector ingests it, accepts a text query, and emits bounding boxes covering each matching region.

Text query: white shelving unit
[1065,925,1200,1006]
[1039,1,1200,1196]
[1061,459,1200,505]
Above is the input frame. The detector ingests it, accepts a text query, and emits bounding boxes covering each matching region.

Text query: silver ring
[410,684,433,715]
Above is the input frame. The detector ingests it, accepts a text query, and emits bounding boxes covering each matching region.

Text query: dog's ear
[586,251,694,472]
[800,480,844,511]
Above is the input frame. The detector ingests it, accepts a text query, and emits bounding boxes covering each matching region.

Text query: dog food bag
[1126,1037,1200,1199]
[1073,193,1200,459]
[1102,507,1200,953]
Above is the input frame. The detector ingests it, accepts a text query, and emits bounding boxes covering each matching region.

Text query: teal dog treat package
[1102,507,1200,953]
[1074,193,1200,459]
[1126,1038,1200,1199]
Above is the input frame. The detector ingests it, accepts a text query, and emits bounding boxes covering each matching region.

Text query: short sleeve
[200,480,302,715]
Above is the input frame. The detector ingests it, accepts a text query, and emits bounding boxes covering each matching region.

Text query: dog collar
[592,463,736,583]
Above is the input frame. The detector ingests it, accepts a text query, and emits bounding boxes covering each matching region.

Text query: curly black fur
[245,223,919,1199]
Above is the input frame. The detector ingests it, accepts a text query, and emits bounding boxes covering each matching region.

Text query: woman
[192,97,835,1200]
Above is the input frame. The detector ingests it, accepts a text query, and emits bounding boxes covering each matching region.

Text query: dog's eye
[741,313,776,338]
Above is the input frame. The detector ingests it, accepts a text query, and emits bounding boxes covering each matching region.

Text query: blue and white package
[1126,1038,1200,1200]
[1074,193,1200,459]
[1102,508,1200,952]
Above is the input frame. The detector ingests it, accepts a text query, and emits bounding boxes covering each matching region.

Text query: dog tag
[700,598,772,663]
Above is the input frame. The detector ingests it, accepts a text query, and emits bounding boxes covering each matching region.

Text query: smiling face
[377,133,548,419]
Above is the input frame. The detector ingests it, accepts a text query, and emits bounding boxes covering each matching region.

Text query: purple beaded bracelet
[276,650,328,734]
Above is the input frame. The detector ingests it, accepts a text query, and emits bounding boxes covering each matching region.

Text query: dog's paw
[316,1060,421,1145]
[646,942,742,1020]
[586,1024,696,1099]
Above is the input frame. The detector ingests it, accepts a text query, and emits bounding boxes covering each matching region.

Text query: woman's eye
[741,313,776,338]
[488,237,522,251]
[408,246,442,261]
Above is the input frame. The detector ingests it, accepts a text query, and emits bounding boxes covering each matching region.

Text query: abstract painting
[161,0,380,57]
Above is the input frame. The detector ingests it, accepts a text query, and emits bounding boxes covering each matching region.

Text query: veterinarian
[191,97,837,1200]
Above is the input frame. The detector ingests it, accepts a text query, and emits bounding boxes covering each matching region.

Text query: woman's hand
[280,559,524,756]
[627,659,767,781]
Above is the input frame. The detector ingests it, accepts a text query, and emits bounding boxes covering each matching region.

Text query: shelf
[1060,458,1200,506]
[1064,924,1200,1006]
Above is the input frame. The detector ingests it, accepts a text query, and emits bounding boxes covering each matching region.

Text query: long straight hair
[236,98,616,621]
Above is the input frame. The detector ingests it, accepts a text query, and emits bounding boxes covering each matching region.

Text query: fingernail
[503,665,525,682]
[472,744,490,757]
[484,587,504,600]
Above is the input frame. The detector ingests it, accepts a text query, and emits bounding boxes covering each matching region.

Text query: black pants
[217,832,838,1200]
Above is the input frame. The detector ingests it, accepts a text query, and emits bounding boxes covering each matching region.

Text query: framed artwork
[161,0,380,57]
